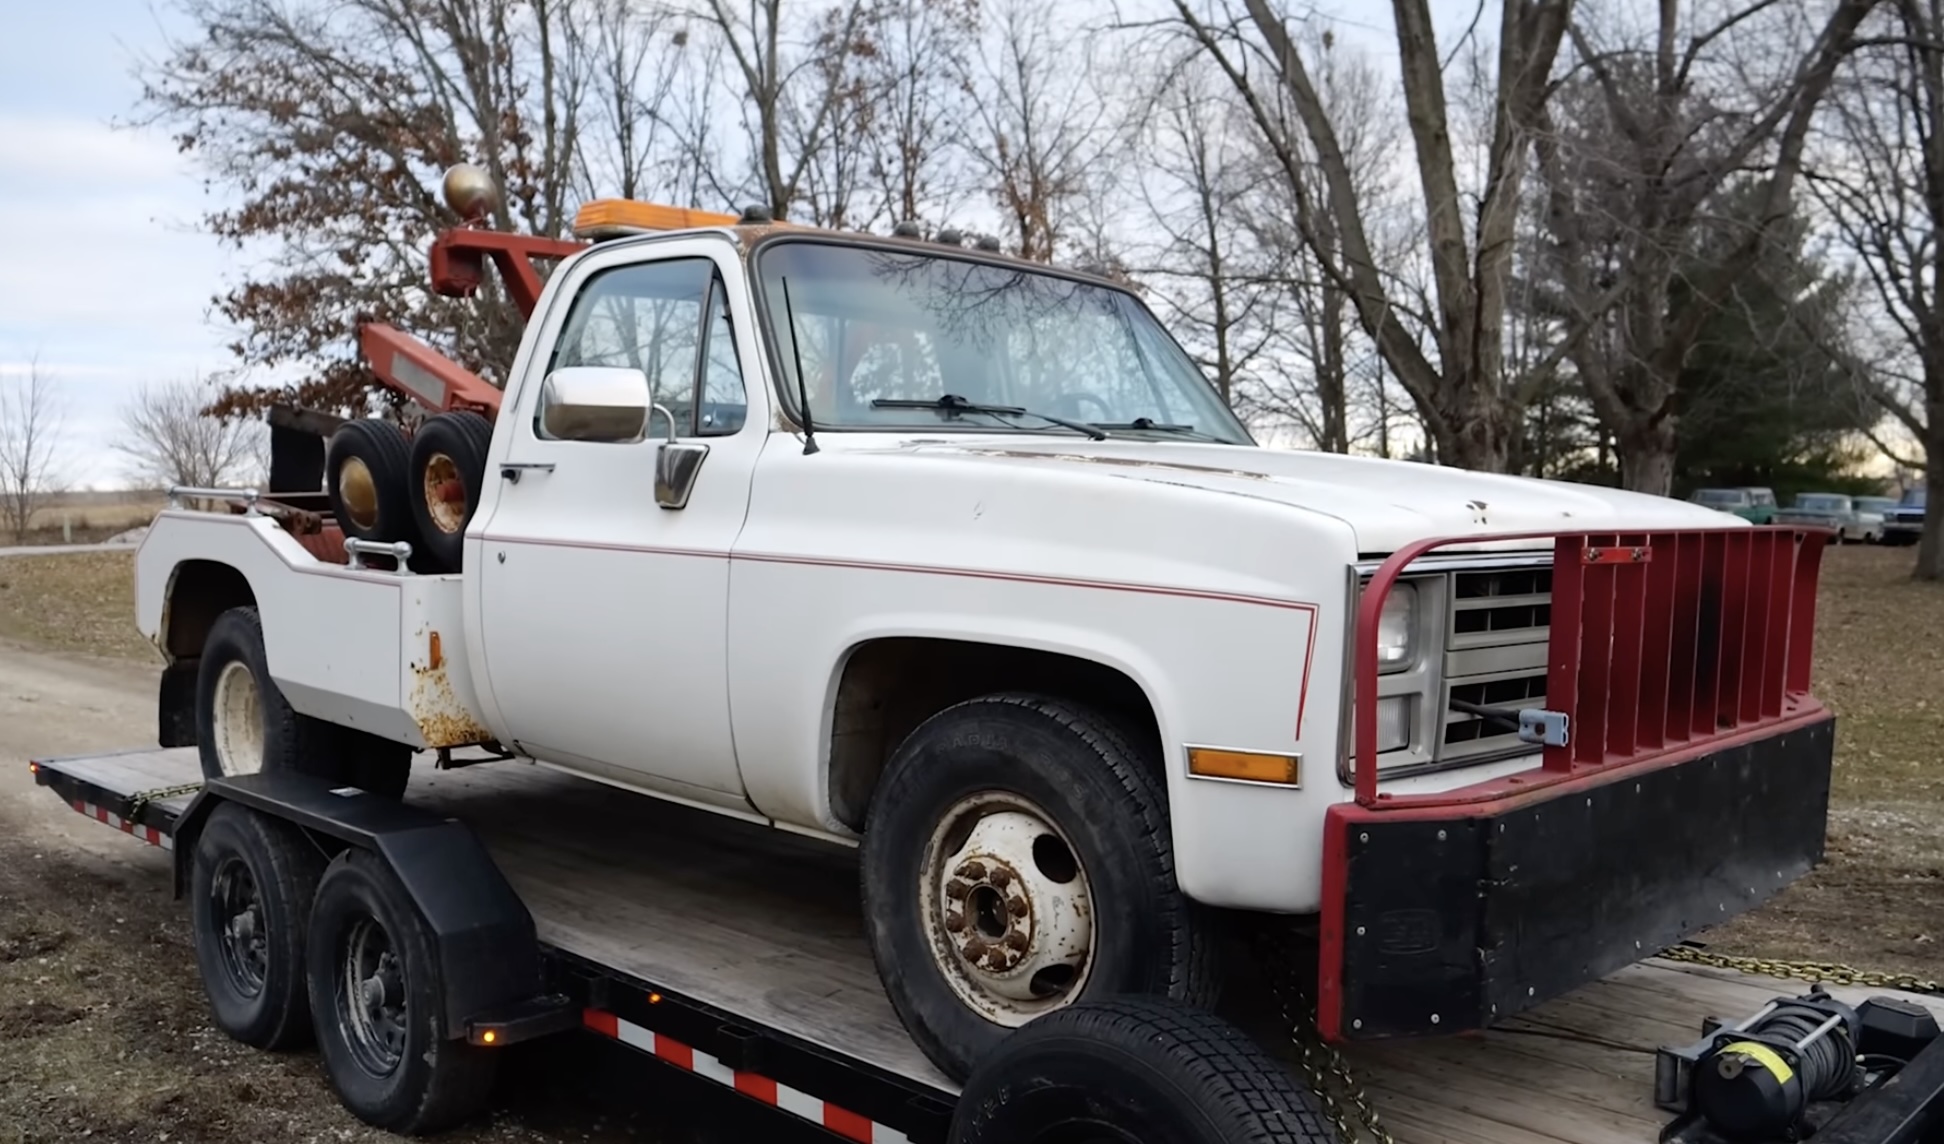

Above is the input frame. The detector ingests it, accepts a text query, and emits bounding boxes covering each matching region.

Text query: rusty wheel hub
[923,794,1095,1027]
[421,453,468,535]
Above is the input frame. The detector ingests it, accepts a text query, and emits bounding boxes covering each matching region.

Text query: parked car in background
[1855,496,1897,541]
[1881,489,1927,546]
[1775,492,1881,543]
[1740,487,1779,523]
[1689,487,1761,520]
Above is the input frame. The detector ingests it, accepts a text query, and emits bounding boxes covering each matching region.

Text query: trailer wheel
[189,803,326,1050]
[950,998,1329,1144]
[407,412,493,573]
[197,606,341,783]
[327,419,416,547]
[307,848,495,1134]
[862,694,1216,1081]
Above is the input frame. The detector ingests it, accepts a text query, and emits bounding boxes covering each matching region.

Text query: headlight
[1375,583,1419,671]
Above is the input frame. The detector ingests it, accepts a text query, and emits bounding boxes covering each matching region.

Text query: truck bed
[38,748,1944,1144]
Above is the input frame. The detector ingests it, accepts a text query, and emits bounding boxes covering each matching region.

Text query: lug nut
[945,911,965,933]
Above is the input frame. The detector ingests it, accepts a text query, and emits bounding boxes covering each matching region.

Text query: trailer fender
[173,772,558,1041]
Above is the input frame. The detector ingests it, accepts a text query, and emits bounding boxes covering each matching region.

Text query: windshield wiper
[1092,418,1227,442]
[872,394,1109,441]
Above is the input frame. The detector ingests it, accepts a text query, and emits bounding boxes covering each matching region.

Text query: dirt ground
[0,543,1937,1140]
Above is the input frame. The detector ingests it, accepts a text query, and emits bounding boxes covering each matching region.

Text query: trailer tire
[862,694,1216,1081]
[407,412,493,573]
[197,606,347,785]
[190,803,326,1051]
[307,848,496,1134]
[950,998,1330,1144]
[327,419,416,548]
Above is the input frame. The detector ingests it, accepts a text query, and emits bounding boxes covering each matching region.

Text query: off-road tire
[189,803,327,1050]
[327,419,416,547]
[307,849,496,1134]
[407,412,494,573]
[861,693,1217,1081]
[950,998,1330,1144]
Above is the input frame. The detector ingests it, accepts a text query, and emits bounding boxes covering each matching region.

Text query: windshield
[754,240,1253,443]
[1794,494,1850,512]
[1745,489,1776,506]
[1903,489,1928,507]
[1694,489,1744,506]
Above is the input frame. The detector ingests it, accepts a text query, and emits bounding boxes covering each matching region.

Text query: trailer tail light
[1351,527,1829,809]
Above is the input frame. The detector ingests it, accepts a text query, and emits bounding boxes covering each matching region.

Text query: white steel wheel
[210,659,266,777]
[921,791,1096,1028]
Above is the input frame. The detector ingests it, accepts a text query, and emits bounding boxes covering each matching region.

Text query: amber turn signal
[1186,747,1301,786]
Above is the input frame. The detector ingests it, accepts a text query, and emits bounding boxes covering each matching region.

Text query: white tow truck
[61,171,1867,1140]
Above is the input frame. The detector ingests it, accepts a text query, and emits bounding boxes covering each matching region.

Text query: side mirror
[651,402,709,510]
[539,367,651,443]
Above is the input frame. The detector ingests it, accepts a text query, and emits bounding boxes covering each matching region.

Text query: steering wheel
[1050,392,1114,421]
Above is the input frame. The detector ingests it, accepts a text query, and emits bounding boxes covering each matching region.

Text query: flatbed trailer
[32,747,1944,1144]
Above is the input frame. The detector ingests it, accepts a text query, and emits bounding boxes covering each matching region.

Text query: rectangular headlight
[1375,582,1419,672]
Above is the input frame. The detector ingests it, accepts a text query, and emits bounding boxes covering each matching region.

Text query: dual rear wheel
[190,806,494,1134]
[326,412,492,574]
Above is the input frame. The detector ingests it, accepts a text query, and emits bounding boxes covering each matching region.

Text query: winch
[1657,987,1942,1143]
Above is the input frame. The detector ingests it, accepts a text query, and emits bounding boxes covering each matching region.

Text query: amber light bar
[572,199,741,238]
[1187,747,1302,786]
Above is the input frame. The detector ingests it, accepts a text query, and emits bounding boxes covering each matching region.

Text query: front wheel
[307,849,496,1134]
[861,694,1217,1081]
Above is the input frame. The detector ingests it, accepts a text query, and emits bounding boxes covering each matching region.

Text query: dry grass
[0,552,154,662]
[1701,544,1944,977]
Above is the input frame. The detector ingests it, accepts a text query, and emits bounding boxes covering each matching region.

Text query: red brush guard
[1352,526,1830,809]
[1319,525,1836,1043]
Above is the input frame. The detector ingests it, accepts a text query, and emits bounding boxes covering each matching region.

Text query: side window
[542,256,748,438]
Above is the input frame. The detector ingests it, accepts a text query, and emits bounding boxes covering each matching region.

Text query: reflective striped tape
[71,800,173,850]
[581,1009,910,1143]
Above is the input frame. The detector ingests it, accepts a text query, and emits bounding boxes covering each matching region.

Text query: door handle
[499,462,556,484]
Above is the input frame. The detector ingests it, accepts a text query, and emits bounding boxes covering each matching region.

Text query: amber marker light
[572,199,740,239]
[1186,747,1302,786]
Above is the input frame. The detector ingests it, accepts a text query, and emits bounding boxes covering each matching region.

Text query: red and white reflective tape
[582,1008,911,1143]
[71,799,173,851]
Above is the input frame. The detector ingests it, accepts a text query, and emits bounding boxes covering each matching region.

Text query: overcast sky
[0,1,1437,489]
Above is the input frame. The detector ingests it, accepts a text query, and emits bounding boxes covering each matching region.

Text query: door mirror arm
[651,403,709,510]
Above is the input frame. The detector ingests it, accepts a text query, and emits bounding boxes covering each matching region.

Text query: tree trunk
[1443,374,1514,471]
[1918,394,1944,581]
[1617,417,1679,495]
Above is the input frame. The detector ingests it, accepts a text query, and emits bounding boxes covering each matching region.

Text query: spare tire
[327,419,415,547]
[407,411,494,573]
[950,998,1330,1144]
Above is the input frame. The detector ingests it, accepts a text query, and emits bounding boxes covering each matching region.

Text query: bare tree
[1811,0,1944,578]
[114,377,266,490]
[0,361,65,544]
[860,0,980,227]
[964,0,1116,261]
[1169,0,1574,473]
[143,0,601,417]
[1535,0,1884,494]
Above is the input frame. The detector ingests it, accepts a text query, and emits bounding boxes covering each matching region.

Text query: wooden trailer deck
[47,748,1944,1144]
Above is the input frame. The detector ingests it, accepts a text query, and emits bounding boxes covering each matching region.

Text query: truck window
[544,257,747,438]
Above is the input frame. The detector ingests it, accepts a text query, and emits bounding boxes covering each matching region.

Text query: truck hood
[894,437,1737,554]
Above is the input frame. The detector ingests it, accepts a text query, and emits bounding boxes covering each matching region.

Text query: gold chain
[1251,927,1397,1144]
[1659,944,1944,995]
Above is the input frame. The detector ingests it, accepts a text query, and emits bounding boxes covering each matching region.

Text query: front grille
[1443,567,1552,760]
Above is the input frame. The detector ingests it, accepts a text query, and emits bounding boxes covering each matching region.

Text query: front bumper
[1318,713,1835,1041]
